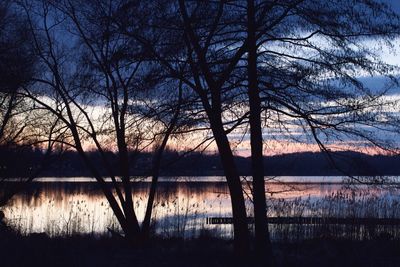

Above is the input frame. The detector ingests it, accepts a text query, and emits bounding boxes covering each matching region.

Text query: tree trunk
[73,125,140,243]
[141,138,169,240]
[117,131,141,243]
[209,113,250,255]
[142,83,182,241]
[246,0,273,260]
[78,150,132,237]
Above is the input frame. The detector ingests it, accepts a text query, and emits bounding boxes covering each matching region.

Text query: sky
[78,16,400,157]
[20,0,400,157]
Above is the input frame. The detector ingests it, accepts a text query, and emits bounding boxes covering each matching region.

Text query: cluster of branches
[0,1,61,207]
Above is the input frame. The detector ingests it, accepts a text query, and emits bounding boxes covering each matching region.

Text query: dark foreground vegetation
[2,187,400,266]
[0,232,399,267]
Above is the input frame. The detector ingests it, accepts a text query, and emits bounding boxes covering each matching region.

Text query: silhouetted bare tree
[244,0,400,260]
[17,0,193,244]
[114,0,254,254]
[113,0,400,260]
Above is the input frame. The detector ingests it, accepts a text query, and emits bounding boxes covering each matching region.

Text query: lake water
[2,176,400,240]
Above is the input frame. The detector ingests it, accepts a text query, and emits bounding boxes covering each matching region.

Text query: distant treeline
[1,145,400,177]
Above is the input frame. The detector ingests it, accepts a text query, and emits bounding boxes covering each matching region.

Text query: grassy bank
[0,232,399,267]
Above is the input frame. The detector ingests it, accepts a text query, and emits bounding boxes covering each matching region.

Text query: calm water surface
[2,176,399,239]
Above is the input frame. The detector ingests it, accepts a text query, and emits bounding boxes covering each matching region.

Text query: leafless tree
[113,0,400,259]
[244,0,400,259]
[17,0,199,244]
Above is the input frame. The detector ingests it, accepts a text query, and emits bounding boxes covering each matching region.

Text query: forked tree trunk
[116,127,143,244]
[74,128,141,244]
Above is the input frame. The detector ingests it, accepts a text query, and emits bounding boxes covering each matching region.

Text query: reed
[2,184,400,242]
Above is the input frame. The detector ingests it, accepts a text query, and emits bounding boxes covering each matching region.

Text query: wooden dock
[206,217,400,225]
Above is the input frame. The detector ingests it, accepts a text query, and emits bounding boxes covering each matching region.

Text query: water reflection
[2,177,397,239]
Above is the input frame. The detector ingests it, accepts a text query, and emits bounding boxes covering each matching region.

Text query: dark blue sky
[389,0,400,12]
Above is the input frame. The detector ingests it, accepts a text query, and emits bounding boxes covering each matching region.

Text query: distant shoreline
[3,176,400,185]
[3,150,400,177]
